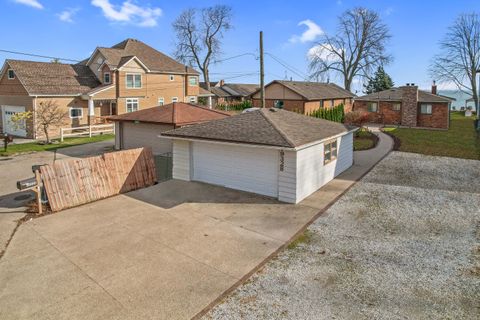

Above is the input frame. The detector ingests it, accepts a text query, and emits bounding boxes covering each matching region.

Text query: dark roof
[4,60,100,96]
[355,87,453,103]
[95,39,198,74]
[257,80,355,100]
[162,108,353,148]
[107,102,230,126]
[200,82,259,98]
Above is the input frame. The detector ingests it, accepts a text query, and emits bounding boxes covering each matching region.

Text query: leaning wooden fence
[40,148,156,212]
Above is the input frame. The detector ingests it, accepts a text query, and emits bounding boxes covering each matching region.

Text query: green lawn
[384,112,480,160]
[354,128,377,151]
[0,134,114,157]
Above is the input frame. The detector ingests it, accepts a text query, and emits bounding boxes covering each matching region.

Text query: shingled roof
[3,60,100,96]
[93,39,199,74]
[107,102,229,126]
[256,80,355,100]
[355,87,454,103]
[162,108,354,148]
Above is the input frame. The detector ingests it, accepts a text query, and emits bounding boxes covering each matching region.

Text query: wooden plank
[41,148,156,211]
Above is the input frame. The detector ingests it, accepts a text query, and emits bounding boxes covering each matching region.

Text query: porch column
[88,98,94,125]
[208,96,212,109]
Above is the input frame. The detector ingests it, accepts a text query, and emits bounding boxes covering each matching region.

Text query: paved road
[0,140,114,252]
[0,133,393,320]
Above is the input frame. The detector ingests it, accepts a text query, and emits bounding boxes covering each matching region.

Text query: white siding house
[163,109,356,204]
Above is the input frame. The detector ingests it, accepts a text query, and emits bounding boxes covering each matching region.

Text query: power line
[214,52,257,63]
[0,49,81,63]
[265,52,308,80]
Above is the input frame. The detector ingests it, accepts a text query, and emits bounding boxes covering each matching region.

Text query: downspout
[33,96,37,139]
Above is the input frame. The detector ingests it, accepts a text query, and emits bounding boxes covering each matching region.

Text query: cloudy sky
[1,0,479,93]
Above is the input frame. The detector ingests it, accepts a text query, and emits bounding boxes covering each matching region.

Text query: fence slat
[41,148,156,212]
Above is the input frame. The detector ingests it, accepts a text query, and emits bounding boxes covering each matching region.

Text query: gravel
[204,152,480,320]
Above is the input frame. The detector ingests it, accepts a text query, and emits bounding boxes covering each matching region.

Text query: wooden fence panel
[41,148,156,212]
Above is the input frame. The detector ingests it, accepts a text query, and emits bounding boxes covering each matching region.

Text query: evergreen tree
[364,66,394,94]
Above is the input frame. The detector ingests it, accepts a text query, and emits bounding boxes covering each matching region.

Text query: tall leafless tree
[309,7,391,91]
[36,100,68,143]
[172,5,232,107]
[430,13,480,120]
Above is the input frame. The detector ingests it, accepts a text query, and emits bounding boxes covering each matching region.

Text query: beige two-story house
[0,38,200,139]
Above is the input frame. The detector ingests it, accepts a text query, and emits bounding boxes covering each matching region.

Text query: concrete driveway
[0,140,114,250]
[0,180,320,320]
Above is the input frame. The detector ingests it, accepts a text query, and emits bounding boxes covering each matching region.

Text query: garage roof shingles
[163,109,353,148]
[107,102,229,126]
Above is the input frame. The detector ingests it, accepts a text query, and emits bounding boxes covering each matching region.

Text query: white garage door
[2,106,26,137]
[192,141,279,197]
[122,122,173,155]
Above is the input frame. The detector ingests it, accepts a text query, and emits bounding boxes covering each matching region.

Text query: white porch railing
[60,123,115,142]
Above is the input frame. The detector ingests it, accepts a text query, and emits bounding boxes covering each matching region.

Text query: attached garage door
[122,122,173,155]
[2,106,26,137]
[192,141,279,197]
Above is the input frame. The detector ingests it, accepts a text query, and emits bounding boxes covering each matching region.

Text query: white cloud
[58,8,79,23]
[289,19,323,44]
[13,0,43,9]
[307,43,341,61]
[91,0,162,27]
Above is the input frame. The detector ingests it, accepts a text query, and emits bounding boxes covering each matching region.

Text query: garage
[192,141,279,197]
[163,108,357,203]
[1,105,26,137]
[108,102,230,155]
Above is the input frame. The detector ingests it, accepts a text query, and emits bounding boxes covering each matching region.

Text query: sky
[1,0,479,94]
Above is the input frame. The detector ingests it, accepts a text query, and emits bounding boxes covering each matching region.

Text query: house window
[169,75,175,81]
[126,74,142,88]
[320,100,324,108]
[324,139,338,165]
[420,104,432,114]
[172,97,178,103]
[392,103,401,111]
[69,107,83,119]
[274,100,284,109]
[7,69,15,80]
[189,96,196,103]
[158,97,164,106]
[189,76,198,86]
[126,98,139,112]
[104,72,111,84]
[367,102,378,112]
[331,99,335,107]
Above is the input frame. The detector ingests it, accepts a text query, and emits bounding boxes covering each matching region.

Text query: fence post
[60,128,64,142]
[89,125,92,138]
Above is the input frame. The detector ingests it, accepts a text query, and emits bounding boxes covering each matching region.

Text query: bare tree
[36,100,68,143]
[309,7,391,91]
[172,5,233,107]
[430,13,480,121]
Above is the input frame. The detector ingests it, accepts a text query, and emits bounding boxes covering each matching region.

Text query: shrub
[309,103,345,123]
[215,100,252,111]
[344,111,372,127]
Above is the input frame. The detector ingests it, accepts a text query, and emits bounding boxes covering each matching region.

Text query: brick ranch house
[353,83,454,129]
[251,80,355,114]
[0,38,200,139]
[200,80,259,107]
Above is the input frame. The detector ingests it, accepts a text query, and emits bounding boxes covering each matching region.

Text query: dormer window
[7,69,15,80]
[104,72,111,84]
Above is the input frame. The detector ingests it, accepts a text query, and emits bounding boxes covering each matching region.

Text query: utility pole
[260,31,265,108]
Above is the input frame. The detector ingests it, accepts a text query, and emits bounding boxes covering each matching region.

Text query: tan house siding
[33,97,89,139]
[0,66,29,96]
[88,51,106,81]
[252,82,303,100]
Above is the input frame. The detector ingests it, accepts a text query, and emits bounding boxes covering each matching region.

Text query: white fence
[60,123,115,142]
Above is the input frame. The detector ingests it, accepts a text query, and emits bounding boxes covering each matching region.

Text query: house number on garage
[279,150,284,172]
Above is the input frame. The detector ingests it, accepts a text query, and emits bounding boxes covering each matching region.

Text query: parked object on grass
[163,109,357,204]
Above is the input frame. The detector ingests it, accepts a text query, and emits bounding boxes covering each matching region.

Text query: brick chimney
[431,80,437,95]
[219,79,225,87]
[400,83,418,127]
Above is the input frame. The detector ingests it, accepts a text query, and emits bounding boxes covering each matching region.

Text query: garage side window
[69,107,83,119]
[367,102,378,112]
[324,139,338,165]
[420,104,432,114]
[126,98,139,113]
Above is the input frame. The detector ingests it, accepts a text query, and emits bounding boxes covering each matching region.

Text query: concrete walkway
[0,134,393,320]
